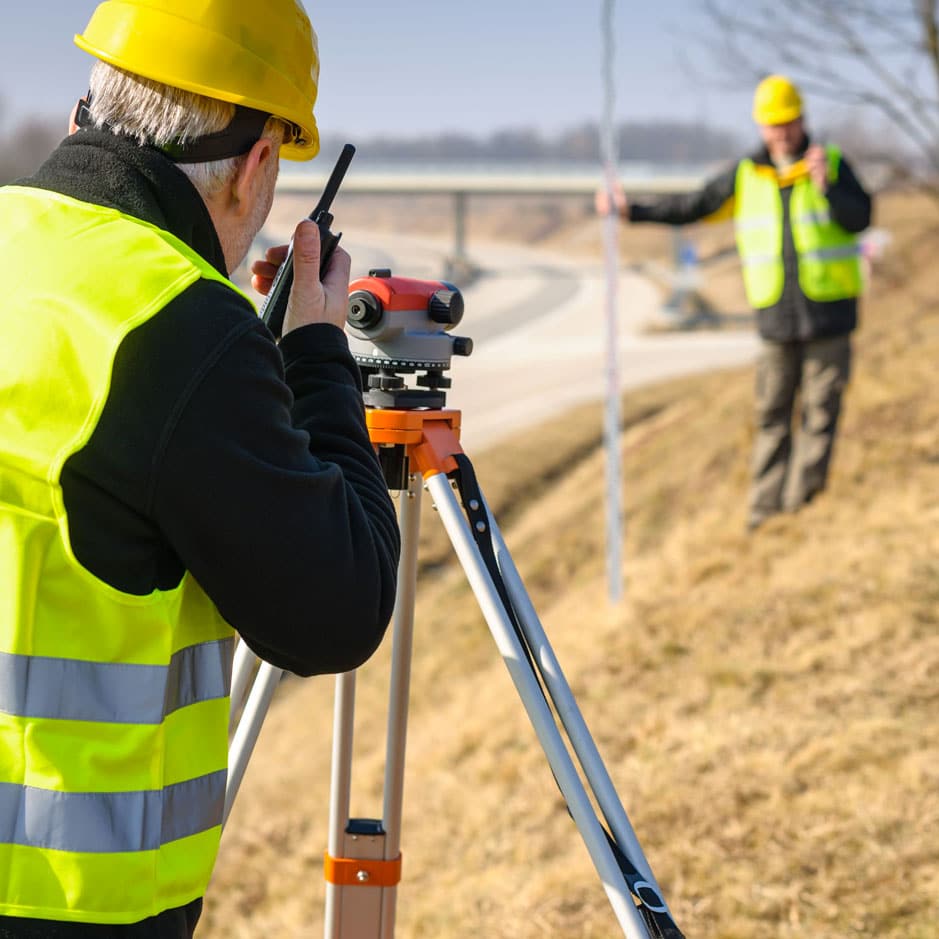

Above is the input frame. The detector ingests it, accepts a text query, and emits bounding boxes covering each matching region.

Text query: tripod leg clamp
[324,852,403,887]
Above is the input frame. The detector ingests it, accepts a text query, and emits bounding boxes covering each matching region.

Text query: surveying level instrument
[225,274,684,939]
[347,268,473,411]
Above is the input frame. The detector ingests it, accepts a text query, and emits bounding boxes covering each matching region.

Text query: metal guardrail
[271,167,711,277]
[276,169,707,197]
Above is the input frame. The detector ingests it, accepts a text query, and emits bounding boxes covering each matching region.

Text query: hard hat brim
[753,103,803,126]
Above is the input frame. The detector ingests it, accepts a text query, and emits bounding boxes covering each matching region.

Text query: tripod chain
[605,832,685,939]
[451,453,518,626]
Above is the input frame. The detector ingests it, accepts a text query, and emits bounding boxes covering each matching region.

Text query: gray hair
[87,61,285,198]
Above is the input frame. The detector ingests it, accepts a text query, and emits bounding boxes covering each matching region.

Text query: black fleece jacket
[17,128,400,675]
[628,136,872,342]
[18,128,400,670]
[0,128,400,937]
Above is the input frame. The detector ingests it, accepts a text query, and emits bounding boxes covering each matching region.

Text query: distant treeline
[0,119,63,185]
[319,121,744,165]
[0,117,745,184]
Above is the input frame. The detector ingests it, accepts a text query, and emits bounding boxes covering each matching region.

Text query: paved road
[249,221,759,453]
[337,227,759,452]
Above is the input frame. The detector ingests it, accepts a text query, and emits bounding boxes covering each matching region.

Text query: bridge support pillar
[453,190,467,264]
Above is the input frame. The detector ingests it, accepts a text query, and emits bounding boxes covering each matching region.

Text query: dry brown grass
[203,189,939,938]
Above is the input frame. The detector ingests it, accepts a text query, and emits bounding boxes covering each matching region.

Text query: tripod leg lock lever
[324,851,403,887]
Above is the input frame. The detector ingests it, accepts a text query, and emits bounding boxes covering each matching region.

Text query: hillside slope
[204,190,939,939]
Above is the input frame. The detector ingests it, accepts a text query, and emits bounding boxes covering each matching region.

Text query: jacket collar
[753,132,811,167]
[20,128,229,277]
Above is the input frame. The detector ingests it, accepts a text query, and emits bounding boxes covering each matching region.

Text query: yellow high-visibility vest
[734,145,863,309]
[0,185,242,924]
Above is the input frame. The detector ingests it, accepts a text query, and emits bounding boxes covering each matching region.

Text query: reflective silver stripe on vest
[740,253,779,267]
[734,216,778,232]
[794,209,831,226]
[0,769,226,853]
[801,245,861,261]
[0,638,234,724]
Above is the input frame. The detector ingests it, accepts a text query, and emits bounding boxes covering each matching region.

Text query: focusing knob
[452,336,473,357]
[428,287,464,326]
[347,290,383,330]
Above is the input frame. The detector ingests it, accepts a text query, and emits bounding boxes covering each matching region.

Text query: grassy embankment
[205,189,939,938]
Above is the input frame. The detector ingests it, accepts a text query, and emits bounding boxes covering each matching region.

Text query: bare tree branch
[918,0,939,100]
[690,0,939,194]
[817,2,939,149]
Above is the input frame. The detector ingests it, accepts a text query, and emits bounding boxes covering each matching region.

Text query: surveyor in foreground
[598,75,872,531]
[0,1,400,935]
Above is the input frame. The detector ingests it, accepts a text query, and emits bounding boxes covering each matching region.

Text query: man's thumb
[283,220,323,330]
[293,219,320,272]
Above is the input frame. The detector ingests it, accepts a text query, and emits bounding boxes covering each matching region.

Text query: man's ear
[231,136,277,218]
[68,100,82,136]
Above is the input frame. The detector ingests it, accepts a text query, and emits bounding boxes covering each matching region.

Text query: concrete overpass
[275,166,709,270]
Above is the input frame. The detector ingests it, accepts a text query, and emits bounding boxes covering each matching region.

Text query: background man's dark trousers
[748,333,852,529]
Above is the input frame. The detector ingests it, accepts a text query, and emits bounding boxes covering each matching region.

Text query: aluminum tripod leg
[323,668,358,937]
[487,504,673,918]
[425,471,655,939]
[229,639,258,732]
[224,654,283,825]
[324,472,421,939]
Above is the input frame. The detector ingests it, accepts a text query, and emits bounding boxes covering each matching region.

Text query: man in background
[598,75,872,530]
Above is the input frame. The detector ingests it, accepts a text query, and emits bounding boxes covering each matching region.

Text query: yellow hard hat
[74,0,320,161]
[752,75,803,126]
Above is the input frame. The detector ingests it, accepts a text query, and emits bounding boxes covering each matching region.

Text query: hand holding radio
[805,144,829,193]
[255,143,355,339]
[252,224,351,334]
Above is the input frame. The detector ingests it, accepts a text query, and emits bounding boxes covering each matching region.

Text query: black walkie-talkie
[259,143,355,339]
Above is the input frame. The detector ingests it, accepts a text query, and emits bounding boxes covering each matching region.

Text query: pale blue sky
[0,0,769,142]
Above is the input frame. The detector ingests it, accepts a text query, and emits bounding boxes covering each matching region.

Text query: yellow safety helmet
[752,75,803,126]
[74,0,320,161]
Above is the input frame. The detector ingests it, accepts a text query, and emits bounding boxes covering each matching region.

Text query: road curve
[336,228,758,452]
[248,221,759,453]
